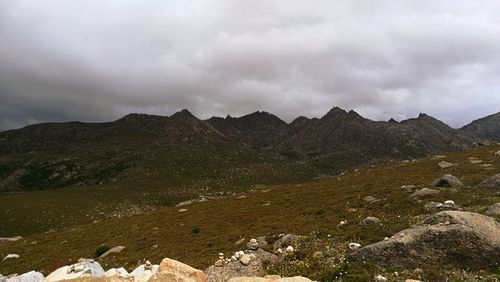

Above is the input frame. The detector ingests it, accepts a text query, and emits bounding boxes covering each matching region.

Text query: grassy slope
[0,145,499,280]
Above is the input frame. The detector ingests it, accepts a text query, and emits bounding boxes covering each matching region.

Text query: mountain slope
[0,107,497,193]
[460,111,500,140]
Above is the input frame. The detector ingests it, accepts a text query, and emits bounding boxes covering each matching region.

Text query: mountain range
[0,107,499,192]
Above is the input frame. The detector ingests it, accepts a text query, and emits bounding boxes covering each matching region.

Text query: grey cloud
[1,0,500,130]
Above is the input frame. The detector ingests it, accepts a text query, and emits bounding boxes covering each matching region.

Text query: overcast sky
[1,0,500,130]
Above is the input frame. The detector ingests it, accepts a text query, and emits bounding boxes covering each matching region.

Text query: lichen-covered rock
[486,203,500,216]
[361,216,381,225]
[409,188,439,200]
[478,174,500,188]
[350,211,500,269]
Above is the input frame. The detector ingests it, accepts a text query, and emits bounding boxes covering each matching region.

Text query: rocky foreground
[1,209,499,282]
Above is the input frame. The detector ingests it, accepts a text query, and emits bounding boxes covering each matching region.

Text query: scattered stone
[432,174,463,188]
[0,236,22,243]
[312,251,324,259]
[409,188,440,200]
[470,160,483,164]
[478,174,500,188]
[350,211,500,269]
[285,246,294,253]
[151,257,206,281]
[438,161,455,169]
[99,246,125,259]
[361,216,381,225]
[374,274,388,281]
[404,280,422,282]
[349,243,362,250]
[247,238,259,250]
[432,155,446,160]
[485,203,500,216]
[495,150,500,156]
[2,254,19,261]
[400,185,416,192]
[337,220,347,228]
[178,208,188,213]
[363,196,381,204]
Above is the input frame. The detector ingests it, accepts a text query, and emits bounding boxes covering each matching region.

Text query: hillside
[461,111,500,141]
[0,143,499,281]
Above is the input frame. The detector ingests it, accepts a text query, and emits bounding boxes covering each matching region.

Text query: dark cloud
[1,0,500,130]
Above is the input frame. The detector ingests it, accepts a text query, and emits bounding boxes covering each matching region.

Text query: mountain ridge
[0,106,498,193]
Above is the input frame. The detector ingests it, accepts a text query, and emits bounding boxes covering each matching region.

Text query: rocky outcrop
[478,174,500,188]
[350,211,500,269]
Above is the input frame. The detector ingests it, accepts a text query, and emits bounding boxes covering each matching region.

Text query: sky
[1,0,500,130]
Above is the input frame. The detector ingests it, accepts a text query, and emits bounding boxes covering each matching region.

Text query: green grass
[0,145,499,280]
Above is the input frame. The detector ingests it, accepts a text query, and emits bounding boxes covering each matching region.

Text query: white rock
[134,270,153,282]
[349,243,362,250]
[178,208,188,213]
[443,200,455,206]
[45,260,104,282]
[495,150,500,156]
[2,254,19,261]
[375,274,388,281]
[6,271,44,282]
[285,246,294,253]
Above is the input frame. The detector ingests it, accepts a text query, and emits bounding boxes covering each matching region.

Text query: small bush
[192,226,200,235]
[95,245,110,257]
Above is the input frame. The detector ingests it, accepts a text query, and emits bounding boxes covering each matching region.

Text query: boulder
[361,216,381,225]
[350,211,500,269]
[5,271,44,282]
[45,259,105,282]
[486,203,500,216]
[478,174,500,188]
[438,161,455,169]
[409,188,439,200]
[431,174,463,188]
[150,258,206,281]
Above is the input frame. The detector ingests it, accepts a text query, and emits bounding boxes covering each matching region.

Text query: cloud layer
[1,0,500,130]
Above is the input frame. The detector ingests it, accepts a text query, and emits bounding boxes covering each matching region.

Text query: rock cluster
[423,200,457,213]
